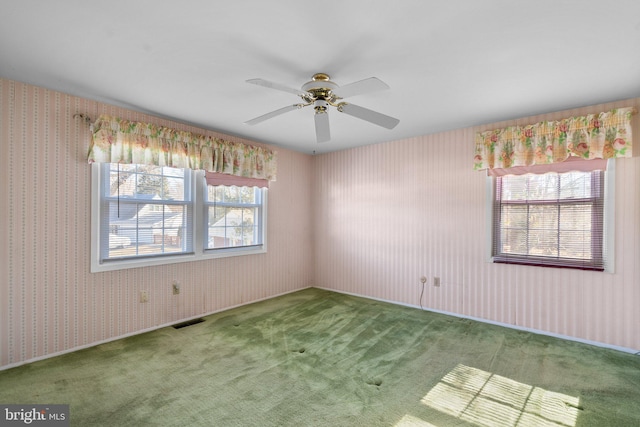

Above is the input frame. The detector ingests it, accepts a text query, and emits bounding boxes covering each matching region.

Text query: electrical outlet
[140,290,149,303]
[433,277,441,287]
[420,276,427,284]
[172,281,180,295]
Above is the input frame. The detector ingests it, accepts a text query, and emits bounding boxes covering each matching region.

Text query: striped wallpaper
[2,77,639,370]
[312,98,640,352]
[0,78,313,368]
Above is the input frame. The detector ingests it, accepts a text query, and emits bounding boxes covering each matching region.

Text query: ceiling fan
[244,73,400,143]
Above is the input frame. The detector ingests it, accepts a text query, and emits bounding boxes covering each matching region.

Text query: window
[98,163,193,260]
[204,186,264,250]
[492,169,609,271]
[91,163,266,272]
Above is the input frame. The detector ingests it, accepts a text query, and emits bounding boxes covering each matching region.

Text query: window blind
[492,170,605,271]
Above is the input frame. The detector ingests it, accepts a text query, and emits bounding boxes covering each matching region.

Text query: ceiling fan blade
[338,103,399,129]
[244,104,303,125]
[246,78,307,97]
[314,111,330,143]
[332,77,389,99]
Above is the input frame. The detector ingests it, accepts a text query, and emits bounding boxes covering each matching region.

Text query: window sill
[90,245,266,273]
[492,256,604,272]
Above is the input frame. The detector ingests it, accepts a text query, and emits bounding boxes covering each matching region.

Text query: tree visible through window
[205,185,263,249]
[102,164,192,260]
[492,170,605,270]
[91,164,268,272]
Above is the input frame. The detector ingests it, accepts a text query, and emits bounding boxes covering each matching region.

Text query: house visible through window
[492,170,606,270]
[91,163,267,272]
[101,164,193,260]
[205,185,264,250]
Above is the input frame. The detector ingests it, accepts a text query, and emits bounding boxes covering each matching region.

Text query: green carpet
[1,288,639,426]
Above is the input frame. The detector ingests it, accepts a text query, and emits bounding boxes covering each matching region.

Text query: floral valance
[474,107,635,171]
[87,115,277,181]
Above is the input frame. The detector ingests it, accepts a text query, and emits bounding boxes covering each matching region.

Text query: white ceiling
[2,0,640,154]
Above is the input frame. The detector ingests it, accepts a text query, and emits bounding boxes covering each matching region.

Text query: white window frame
[485,159,615,273]
[90,163,267,272]
[203,185,265,253]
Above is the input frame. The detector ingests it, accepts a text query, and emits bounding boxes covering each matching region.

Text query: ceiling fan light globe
[314,99,328,113]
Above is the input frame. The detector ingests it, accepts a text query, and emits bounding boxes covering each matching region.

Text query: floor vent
[172,318,205,329]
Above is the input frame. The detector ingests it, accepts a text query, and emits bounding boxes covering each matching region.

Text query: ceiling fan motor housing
[302,73,339,102]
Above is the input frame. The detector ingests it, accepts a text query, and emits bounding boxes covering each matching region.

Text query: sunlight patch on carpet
[420,364,580,427]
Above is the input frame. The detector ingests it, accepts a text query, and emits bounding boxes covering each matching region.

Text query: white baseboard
[314,286,640,355]
[4,285,636,372]
[0,286,311,372]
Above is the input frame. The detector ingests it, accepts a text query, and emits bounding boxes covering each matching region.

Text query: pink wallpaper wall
[2,76,639,369]
[0,78,313,368]
[313,99,640,352]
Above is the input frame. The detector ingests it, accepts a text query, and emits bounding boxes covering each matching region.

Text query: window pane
[206,185,260,204]
[109,169,134,197]
[500,175,528,201]
[559,172,591,199]
[238,186,257,203]
[164,175,186,200]
[493,170,604,270]
[207,206,259,248]
[559,231,591,259]
[528,205,558,231]
[560,205,592,231]
[501,205,528,228]
[102,164,192,262]
[106,202,188,258]
[108,165,186,201]
[500,228,528,255]
[207,185,221,202]
[93,163,266,271]
[527,174,558,201]
[528,229,558,257]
